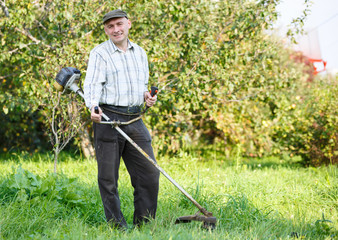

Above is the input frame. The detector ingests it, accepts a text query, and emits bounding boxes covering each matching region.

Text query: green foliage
[0,0,105,152]
[125,0,308,159]
[0,110,48,152]
[312,213,335,237]
[1,166,84,206]
[133,0,298,155]
[0,0,335,167]
[273,77,338,166]
[286,0,313,44]
[0,166,104,226]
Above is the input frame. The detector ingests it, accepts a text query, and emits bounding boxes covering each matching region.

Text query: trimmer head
[175,212,217,230]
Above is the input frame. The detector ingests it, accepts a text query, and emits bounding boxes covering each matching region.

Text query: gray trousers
[93,110,160,228]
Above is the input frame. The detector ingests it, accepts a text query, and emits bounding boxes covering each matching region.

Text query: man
[83,9,160,229]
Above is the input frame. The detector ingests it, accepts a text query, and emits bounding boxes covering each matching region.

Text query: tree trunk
[79,127,95,159]
[70,101,95,159]
[54,148,59,173]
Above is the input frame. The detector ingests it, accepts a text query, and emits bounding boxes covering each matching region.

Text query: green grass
[0,151,337,239]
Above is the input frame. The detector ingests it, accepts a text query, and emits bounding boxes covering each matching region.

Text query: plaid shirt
[84,39,149,109]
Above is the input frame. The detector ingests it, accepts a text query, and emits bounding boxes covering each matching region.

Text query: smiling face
[104,17,131,50]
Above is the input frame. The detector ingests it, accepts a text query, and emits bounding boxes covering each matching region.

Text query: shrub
[273,75,337,166]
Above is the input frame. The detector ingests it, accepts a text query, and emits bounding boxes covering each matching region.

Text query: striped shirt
[83,39,149,109]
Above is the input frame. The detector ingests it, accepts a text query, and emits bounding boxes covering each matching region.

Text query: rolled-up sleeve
[84,51,107,109]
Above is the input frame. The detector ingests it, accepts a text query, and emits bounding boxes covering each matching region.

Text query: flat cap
[103,9,128,24]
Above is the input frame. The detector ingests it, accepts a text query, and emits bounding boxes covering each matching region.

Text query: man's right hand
[91,106,102,123]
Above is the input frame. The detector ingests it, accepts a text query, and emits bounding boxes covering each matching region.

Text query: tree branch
[0,0,9,17]
[0,73,17,80]
[14,27,55,50]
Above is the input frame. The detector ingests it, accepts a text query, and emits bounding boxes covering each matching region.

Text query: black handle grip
[94,106,99,114]
[150,86,158,97]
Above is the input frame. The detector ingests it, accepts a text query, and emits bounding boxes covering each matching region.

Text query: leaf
[3,106,8,114]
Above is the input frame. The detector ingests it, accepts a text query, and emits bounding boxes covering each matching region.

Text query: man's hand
[91,106,102,123]
[144,91,157,107]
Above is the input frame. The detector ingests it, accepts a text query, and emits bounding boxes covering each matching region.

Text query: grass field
[0,151,337,239]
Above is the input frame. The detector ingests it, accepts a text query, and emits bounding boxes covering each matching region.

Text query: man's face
[104,17,131,47]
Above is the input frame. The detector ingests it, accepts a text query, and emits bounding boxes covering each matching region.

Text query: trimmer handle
[150,86,158,97]
[94,106,109,121]
[94,106,99,114]
[145,86,158,110]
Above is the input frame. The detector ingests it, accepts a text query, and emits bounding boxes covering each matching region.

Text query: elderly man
[84,9,160,229]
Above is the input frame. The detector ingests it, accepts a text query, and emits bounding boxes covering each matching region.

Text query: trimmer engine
[54,67,83,97]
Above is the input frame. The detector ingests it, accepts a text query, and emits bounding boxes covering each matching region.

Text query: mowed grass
[0,151,337,239]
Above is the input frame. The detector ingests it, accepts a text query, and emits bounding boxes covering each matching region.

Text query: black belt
[100,104,142,115]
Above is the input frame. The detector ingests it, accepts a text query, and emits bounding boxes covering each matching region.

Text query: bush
[0,0,304,157]
[0,166,103,224]
[0,109,48,152]
[273,75,337,166]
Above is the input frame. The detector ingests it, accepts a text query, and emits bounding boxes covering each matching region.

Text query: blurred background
[275,0,338,74]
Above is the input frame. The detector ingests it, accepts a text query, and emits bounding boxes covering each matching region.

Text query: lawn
[0,151,337,239]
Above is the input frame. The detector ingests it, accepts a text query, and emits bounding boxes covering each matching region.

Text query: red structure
[294,29,327,76]
[309,58,327,75]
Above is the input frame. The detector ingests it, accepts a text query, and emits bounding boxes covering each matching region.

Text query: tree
[0,0,107,156]
[125,0,306,155]
[48,90,87,172]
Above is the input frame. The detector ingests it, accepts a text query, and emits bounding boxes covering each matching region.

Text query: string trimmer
[54,67,217,229]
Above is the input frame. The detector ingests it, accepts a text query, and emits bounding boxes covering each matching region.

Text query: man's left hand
[144,91,157,107]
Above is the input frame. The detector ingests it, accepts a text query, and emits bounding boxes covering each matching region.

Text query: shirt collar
[110,39,135,52]
[127,39,136,49]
